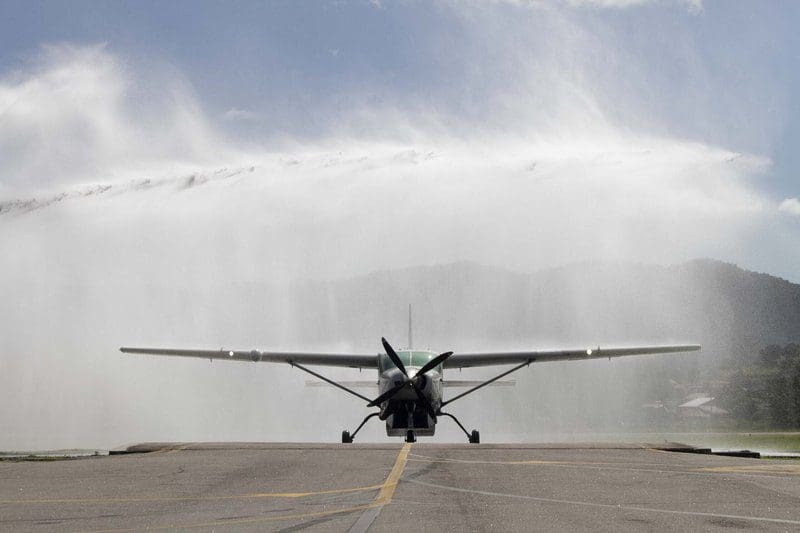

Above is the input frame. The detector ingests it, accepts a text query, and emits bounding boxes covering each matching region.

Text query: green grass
[0,454,73,462]
[667,432,800,452]
[0,450,104,461]
[562,431,800,452]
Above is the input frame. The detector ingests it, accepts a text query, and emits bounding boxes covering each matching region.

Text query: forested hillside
[290,259,800,365]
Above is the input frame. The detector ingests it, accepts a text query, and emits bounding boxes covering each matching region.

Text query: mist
[1,3,796,449]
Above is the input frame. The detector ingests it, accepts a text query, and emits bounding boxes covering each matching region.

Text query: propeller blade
[411,382,437,418]
[416,351,453,376]
[381,337,407,376]
[367,381,407,407]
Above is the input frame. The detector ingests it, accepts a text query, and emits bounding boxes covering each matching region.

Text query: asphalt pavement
[2,442,800,532]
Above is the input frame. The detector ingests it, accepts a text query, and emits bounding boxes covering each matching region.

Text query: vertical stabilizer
[408,304,413,349]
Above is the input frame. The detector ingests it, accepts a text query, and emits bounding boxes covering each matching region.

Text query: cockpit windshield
[378,350,441,372]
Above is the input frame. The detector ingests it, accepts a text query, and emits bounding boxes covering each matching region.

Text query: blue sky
[1,1,797,190]
[0,0,798,279]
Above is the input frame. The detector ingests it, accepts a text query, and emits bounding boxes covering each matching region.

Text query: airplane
[120,310,700,444]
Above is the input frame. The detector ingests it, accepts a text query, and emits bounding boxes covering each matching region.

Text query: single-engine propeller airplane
[120,311,700,443]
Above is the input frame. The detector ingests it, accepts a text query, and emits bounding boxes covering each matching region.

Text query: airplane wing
[444,345,700,369]
[119,347,378,368]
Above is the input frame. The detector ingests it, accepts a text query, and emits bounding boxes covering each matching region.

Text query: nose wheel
[469,430,480,444]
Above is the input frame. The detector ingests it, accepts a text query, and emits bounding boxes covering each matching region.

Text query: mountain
[4,254,798,446]
[284,259,800,365]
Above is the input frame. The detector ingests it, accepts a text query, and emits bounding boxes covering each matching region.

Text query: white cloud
[494,0,703,11]
[222,107,261,122]
[565,0,651,7]
[779,198,800,217]
[0,43,234,191]
[565,0,702,10]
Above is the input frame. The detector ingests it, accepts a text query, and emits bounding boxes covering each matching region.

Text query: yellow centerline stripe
[78,444,413,532]
[374,443,411,504]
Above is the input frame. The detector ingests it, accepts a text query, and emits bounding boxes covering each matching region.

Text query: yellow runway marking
[407,453,800,479]
[347,443,411,532]
[88,502,385,532]
[699,464,800,475]
[408,454,561,466]
[644,446,673,454]
[66,444,413,532]
[145,444,189,456]
[374,443,411,504]
[0,483,386,505]
[163,444,190,455]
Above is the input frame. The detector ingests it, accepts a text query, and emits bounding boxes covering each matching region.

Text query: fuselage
[377,350,443,436]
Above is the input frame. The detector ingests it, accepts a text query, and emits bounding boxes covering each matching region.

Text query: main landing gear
[341,412,380,443]
[440,412,480,444]
[341,412,479,443]
[470,430,480,444]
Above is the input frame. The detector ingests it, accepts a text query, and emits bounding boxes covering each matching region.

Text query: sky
[0,0,798,280]
[1,0,800,449]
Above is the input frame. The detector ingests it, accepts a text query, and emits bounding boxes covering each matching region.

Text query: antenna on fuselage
[408,304,413,350]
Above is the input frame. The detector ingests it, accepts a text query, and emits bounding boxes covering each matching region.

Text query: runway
[2,443,800,532]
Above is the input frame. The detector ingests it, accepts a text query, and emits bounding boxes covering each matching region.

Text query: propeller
[368,337,452,418]
[381,337,407,376]
[417,351,452,376]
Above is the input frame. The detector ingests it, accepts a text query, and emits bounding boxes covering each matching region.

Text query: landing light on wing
[586,348,592,356]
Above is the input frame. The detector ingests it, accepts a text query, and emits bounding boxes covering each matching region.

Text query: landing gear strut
[440,412,480,444]
[342,412,380,443]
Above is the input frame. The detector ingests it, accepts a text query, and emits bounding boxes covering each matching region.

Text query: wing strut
[290,362,373,403]
[441,359,531,407]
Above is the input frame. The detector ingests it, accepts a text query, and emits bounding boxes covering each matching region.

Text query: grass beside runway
[672,432,800,453]
[0,450,107,461]
[567,431,800,452]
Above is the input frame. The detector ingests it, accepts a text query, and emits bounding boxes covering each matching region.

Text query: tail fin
[408,304,413,350]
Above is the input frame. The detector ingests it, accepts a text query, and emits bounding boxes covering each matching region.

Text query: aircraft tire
[405,430,416,443]
[470,430,480,444]
[342,430,353,443]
